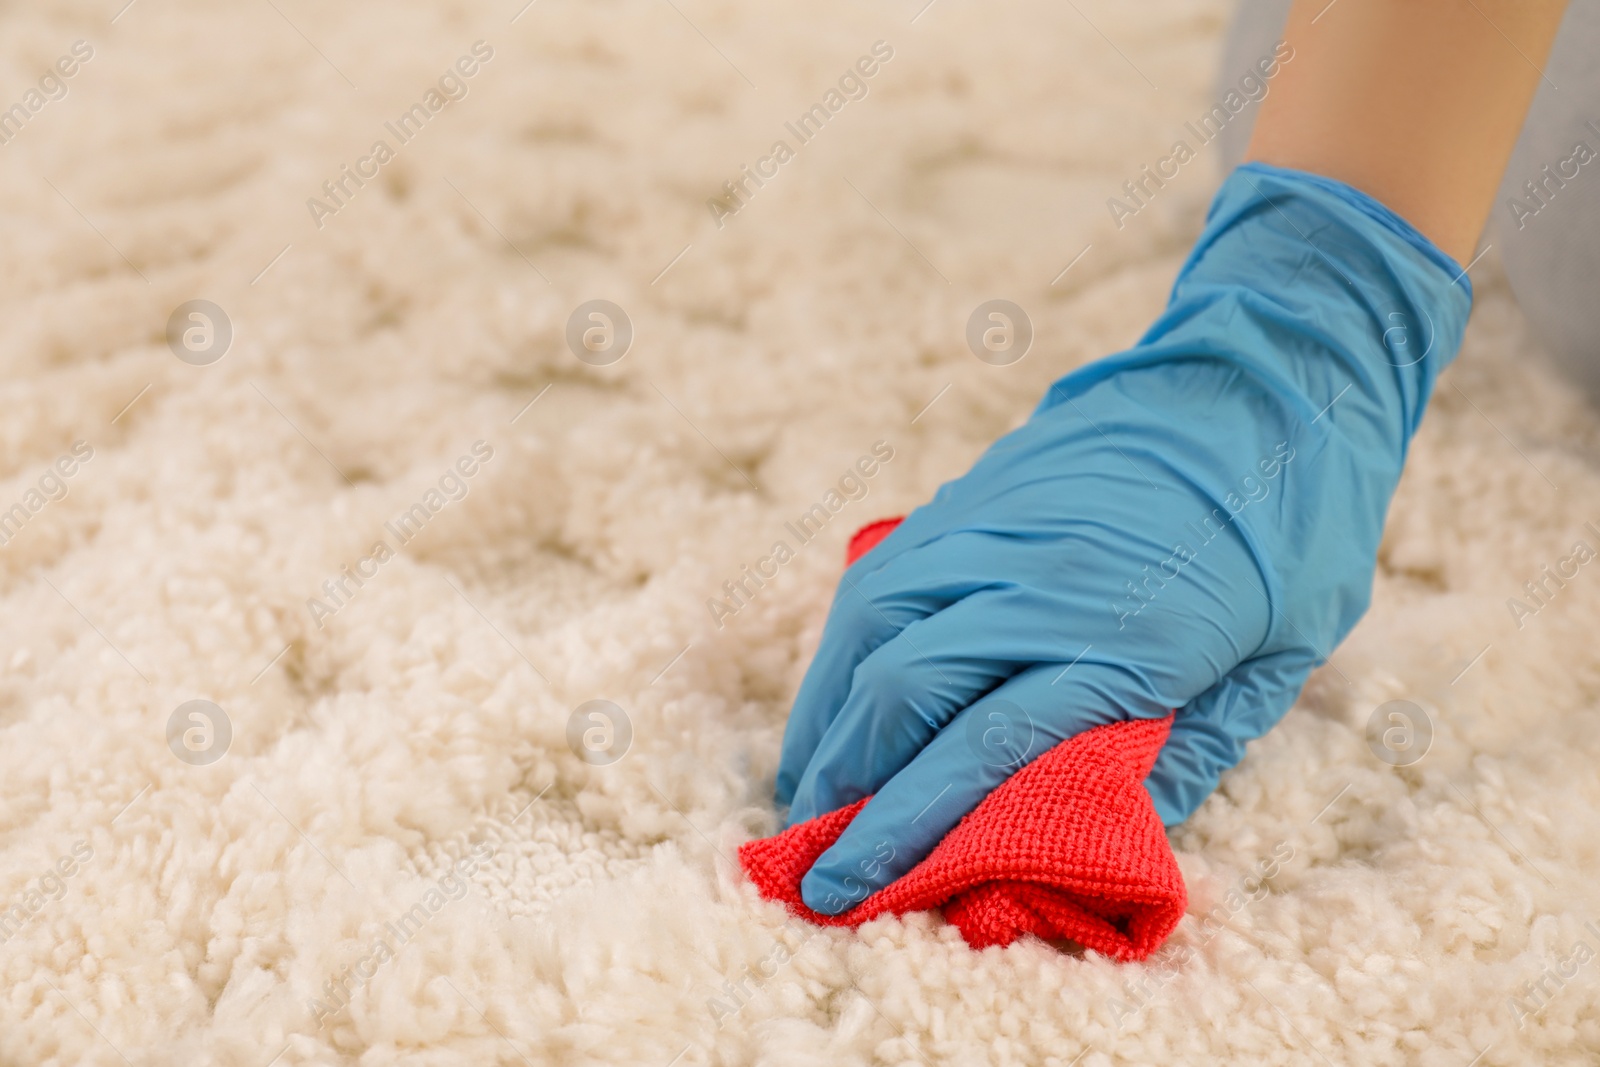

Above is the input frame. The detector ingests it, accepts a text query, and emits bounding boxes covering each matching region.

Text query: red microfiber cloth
[739,518,1188,961]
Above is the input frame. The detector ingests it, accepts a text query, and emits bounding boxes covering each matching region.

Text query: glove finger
[776,530,1035,807]
[773,565,935,807]
[784,587,1038,825]
[800,660,1163,914]
[1144,648,1318,826]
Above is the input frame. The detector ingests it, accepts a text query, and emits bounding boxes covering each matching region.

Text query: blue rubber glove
[776,162,1473,915]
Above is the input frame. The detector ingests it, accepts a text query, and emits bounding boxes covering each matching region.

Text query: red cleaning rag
[738,518,1188,961]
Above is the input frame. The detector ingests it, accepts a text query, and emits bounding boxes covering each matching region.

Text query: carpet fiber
[2,0,1599,1063]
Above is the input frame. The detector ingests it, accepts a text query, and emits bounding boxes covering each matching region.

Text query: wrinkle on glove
[742,520,1188,960]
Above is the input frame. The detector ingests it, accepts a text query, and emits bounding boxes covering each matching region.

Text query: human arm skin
[1247,0,1569,265]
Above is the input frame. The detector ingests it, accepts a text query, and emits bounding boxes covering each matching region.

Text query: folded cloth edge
[740,715,1185,959]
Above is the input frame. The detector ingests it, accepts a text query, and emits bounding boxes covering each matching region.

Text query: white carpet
[2,0,1599,1063]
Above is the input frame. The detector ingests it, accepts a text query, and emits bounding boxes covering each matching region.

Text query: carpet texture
[2,0,1600,1064]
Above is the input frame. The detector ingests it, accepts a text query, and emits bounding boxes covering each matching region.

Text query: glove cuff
[1039,161,1475,451]
[1203,162,1474,307]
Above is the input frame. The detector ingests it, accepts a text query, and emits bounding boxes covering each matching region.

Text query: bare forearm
[1247,0,1568,264]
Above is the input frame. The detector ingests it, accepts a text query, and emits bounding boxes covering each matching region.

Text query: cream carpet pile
[1,0,1598,1063]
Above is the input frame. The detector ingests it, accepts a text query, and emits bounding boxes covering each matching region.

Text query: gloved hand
[775,162,1473,915]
